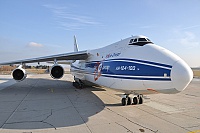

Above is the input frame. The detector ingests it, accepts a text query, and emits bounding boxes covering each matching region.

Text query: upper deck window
[129,38,152,46]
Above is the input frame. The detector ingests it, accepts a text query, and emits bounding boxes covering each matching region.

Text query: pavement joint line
[0,79,39,129]
[115,122,134,133]
[101,91,121,100]
[180,112,200,120]
[184,125,200,129]
[4,107,79,130]
[106,107,158,133]
[136,105,191,132]
[42,109,57,130]
[5,120,56,130]
[185,94,199,97]
[58,82,93,133]
[150,99,177,107]
[5,121,43,124]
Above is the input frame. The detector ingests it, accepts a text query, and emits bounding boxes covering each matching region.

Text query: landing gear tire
[121,98,127,106]
[138,95,143,104]
[73,82,78,87]
[73,81,84,89]
[127,97,132,105]
[133,97,139,105]
[121,94,143,106]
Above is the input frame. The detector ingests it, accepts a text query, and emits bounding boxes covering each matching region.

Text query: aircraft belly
[106,78,145,91]
[85,74,116,88]
[84,74,176,94]
[143,80,173,91]
[85,74,145,91]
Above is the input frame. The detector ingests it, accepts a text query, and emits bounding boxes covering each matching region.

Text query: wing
[0,50,88,65]
[46,61,73,64]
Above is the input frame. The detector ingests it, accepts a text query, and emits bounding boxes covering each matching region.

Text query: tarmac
[0,74,199,133]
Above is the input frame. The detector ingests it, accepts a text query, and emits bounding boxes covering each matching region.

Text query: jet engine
[50,64,64,79]
[12,67,27,82]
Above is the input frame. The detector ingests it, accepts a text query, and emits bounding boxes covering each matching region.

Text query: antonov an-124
[0,35,193,106]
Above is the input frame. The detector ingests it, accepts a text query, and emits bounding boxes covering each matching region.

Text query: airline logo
[106,52,121,59]
[94,62,103,81]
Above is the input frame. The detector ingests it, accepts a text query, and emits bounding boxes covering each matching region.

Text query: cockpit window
[138,38,147,42]
[129,38,152,46]
[146,38,151,42]
[129,39,133,43]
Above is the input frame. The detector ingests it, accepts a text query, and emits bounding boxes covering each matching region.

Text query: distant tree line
[0,65,49,71]
[0,65,16,71]
[25,65,49,69]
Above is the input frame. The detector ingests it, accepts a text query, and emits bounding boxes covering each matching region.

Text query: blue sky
[0,0,200,67]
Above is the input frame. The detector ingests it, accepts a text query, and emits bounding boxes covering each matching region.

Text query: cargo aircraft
[0,35,193,106]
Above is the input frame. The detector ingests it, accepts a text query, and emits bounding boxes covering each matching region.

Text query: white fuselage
[70,36,193,95]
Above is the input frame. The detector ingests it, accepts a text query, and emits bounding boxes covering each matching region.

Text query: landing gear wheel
[133,97,139,105]
[121,98,127,106]
[73,82,79,88]
[73,81,84,89]
[127,97,132,105]
[79,82,84,89]
[138,95,143,104]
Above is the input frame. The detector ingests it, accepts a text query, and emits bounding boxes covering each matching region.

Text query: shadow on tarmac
[0,77,105,129]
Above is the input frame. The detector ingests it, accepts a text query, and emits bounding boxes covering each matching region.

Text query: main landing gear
[73,77,84,89]
[121,94,143,106]
[73,81,84,89]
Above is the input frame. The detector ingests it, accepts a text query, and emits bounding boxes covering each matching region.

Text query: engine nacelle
[12,67,27,82]
[50,64,64,79]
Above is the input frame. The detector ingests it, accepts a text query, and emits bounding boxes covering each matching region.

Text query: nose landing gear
[121,94,143,106]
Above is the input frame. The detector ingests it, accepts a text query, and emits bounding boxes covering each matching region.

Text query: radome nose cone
[171,60,193,92]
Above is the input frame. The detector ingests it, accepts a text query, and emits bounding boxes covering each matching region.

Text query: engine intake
[50,64,64,79]
[12,67,27,82]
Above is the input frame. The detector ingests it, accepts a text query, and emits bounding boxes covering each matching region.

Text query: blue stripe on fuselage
[72,58,172,81]
[86,58,172,69]
[85,59,171,77]
[102,61,170,77]
[108,58,172,68]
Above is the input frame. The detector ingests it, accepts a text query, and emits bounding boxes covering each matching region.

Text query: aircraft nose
[171,60,193,92]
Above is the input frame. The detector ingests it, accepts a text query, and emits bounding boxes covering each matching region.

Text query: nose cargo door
[171,60,193,92]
